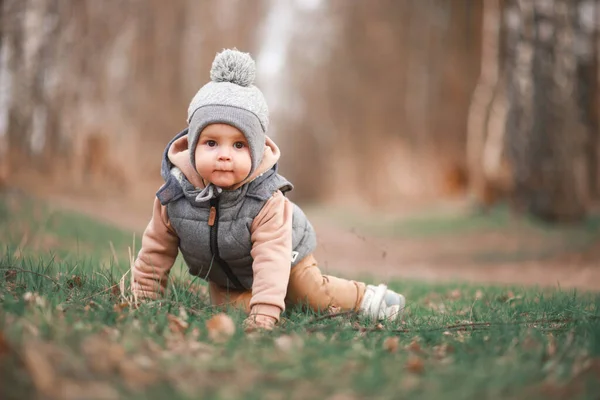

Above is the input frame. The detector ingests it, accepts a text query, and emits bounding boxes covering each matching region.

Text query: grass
[1,191,600,399]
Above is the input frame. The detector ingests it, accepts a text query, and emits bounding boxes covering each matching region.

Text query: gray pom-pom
[210,49,256,87]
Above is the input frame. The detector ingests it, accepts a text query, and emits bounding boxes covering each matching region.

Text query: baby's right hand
[243,314,276,333]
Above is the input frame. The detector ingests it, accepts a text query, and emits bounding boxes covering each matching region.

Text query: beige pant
[209,254,366,314]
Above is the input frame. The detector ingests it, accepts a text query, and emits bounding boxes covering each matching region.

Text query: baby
[132,49,405,331]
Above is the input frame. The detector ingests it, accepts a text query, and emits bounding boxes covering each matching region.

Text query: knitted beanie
[187,49,269,179]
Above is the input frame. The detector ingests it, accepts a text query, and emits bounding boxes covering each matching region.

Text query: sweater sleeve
[249,190,293,321]
[132,197,180,299]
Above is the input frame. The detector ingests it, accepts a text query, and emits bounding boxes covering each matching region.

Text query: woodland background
[0,0,599,223]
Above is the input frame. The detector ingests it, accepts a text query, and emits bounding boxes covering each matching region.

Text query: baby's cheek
[242,152,252,172]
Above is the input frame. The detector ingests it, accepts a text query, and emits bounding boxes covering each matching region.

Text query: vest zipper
[208,197,246,290]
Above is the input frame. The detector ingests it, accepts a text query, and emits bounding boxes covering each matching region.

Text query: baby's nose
[218,148,231,160]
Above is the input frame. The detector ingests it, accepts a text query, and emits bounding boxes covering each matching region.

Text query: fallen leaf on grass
[22,341,58,394]
[167,314,189,335]
[80,335,126,374]
[274,334,304,353]
[110,284,121,298]
[448,289,462,300]
[84,301,98,312]
[66,275,83,289]
[206,313,235,343]
[475,290,483,300]
[113,302,129,313]
[4,269,17,282]
[405,356,425,374]
[119,358,160,391]
[406,339,422,354]
[383,336,399,353]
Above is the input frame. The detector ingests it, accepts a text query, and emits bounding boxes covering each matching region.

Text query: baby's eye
[234,142,245,149]
[206,140,217,147]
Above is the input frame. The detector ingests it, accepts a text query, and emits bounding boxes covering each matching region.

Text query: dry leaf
[274,334,304,353]
[119,358,159,390]
[23,342,57,394]
[81,335,126,374]
[110,284,121,298]
[406,339,422,354]
[113,302,129,313]
[167,313,189,335]
[4,269,17,282]
[66,275,83,289]
[405,356,425,374]
[448,289,462,300]
[474,290,483,300]
[206,313,236,343]
[383,337,399,353]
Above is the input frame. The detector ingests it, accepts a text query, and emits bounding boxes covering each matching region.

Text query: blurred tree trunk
[574,0,599,200]
[505,0,589,222]
[466,0,509,210]
[0,0,7,187]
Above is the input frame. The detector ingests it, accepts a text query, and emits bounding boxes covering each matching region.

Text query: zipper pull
[208,206,216,226]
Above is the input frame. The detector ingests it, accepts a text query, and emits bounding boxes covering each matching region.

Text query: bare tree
[466,0,511,210]
[504,0,590,222]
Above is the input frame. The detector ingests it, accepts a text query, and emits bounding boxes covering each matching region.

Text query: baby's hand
[243,314,277,333]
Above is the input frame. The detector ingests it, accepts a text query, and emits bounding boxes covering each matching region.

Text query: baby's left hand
[243,314,277,333]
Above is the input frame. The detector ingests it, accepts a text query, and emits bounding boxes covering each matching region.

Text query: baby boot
[359,284,405,322]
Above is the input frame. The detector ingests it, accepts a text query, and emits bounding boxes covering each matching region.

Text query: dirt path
[311,219,600,291]
[34,186,600,292]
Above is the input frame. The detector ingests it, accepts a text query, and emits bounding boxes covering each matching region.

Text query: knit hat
[187,49,269,180]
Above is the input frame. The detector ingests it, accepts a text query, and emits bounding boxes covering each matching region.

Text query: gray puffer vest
[156,128,317,290]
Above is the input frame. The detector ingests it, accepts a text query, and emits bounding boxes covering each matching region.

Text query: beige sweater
[132,136,292,321]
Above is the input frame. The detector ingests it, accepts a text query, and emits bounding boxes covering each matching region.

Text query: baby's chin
[210,177,244,189]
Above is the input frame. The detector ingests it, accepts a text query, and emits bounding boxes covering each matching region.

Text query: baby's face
[194,124,251,189]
